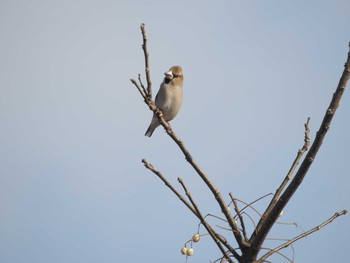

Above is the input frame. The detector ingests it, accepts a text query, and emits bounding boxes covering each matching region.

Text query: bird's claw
[155,108,162,116]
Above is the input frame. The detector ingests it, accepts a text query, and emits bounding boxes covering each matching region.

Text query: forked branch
[142,159,238,261]
[248,43,350,262]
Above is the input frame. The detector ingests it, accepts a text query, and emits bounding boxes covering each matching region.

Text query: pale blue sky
[0,1,349,262]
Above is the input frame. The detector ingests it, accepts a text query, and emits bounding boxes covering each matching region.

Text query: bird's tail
[145,118,160,137]
[144,125,154,137]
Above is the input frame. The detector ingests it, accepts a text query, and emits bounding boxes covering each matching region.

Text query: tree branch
[140,23,152,98]
[257,210,348,263]
[130,78,147,101]
[229,193,248,242]
[142,159,197,216]
[164,128,250,251]
[257,118,310,230]
[138,73,147,96]
[248,43,350,262]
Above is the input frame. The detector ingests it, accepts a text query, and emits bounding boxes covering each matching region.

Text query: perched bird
[145,65,184,137]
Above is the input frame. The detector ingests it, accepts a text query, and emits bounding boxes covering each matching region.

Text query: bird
[145,65,184,137]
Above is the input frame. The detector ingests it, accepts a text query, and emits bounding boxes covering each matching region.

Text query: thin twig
[203,213,228,223]
[241,211,257,232]
[229,193,248,242]
[138,73,147,95]
[264,237,290,241]
[130,78,147,101]
[140,23,152,98]
[212,253,235,263]
[260,247,294,263]
[275,117,310,200]
[258,210,348,262]
[228,193,272,217]
[234,196,270,218]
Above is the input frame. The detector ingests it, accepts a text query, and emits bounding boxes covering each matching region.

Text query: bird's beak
[164,71,173,79]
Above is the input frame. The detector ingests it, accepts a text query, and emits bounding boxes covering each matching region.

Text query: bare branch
[248,44,350,261]
[258,210,348,262]
[130,78,147,101]
[138,73,147,95]
[241,211,258,231]
[260,247,294,263]
[233,195,272,218]
[141,159,197,216]
[203,214,229,223]
[276,118,310,201]
[259,118,310,225]
[264,237,289,241]
[140,23,152,98]
[229,193,248,242]
[159,126,250,251]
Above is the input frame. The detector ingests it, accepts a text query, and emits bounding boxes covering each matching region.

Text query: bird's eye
[173,74,179,78]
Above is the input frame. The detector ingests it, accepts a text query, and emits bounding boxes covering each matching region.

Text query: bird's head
[164,66,183,86]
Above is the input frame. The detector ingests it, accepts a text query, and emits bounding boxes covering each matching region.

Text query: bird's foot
[155,108,163,117]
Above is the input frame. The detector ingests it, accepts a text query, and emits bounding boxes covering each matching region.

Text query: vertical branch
[140,23,152,98]
[138,73,148,96]
[257,118,310,230]
[229,193,248,242]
